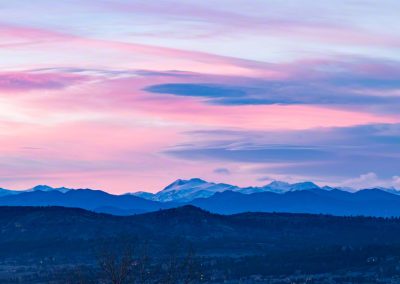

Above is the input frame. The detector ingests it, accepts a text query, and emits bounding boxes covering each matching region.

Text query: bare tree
[181,248,199,284]
[160,245,201,284]
[96,239,203,284]
[97,242,134,284]
[135,242,151,284]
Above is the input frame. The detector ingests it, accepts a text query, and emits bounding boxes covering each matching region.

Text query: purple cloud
[166,123,400,180]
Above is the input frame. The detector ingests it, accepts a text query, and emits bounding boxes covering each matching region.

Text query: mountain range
[130,178,322,202]
[0,184,73,197]
[0,178,400,217]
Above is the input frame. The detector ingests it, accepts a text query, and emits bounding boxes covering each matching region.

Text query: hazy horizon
[2,176,399,195]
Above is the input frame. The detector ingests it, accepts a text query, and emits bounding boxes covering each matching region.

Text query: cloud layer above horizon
[0,0,399,192]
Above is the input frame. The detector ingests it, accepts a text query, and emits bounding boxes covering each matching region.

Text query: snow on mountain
[131,178,325,202]
[27,185,71,193]
[129,191,155,199]
[238,181,320,195]
[0,185,72,197]
[162,178,207,192]
[371,187,400,195]
[290,182,320,191]
[265,181,293,192]
[151,178,239,202]
[321,186,336,191]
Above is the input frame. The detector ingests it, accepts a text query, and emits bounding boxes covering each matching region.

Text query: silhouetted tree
[97,241,134,284]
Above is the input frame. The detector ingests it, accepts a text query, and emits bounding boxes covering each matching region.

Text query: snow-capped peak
[28,185,70,193]
[290,182,320,191]
[265,181,292,192]
[239,180,321,194]
[162,178,208,192]
[153,178,237,202]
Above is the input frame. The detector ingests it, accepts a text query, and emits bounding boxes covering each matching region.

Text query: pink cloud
[0,13,399,193]
[0,24,282,77]
[23,73,397,131]
[0,72,87,91]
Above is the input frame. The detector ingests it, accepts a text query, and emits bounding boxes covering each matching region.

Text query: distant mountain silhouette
[1,179,400,217]
[27,185,71,193]
[189,188,400,216]
[0,185,88,196]
[0,189,172,215]
[0,188,19,197]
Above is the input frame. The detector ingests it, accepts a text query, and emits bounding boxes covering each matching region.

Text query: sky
[0,0,399,193]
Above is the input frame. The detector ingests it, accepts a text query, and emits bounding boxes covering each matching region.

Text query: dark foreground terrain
[2,206,400,283]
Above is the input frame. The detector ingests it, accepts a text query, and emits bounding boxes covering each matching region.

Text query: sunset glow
[1,1,400,193]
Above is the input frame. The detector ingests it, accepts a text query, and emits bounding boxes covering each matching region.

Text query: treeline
[4,206,400,283]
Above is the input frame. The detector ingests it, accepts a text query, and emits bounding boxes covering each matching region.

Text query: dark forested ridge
[3,205,400,245]
[3,206,400,283]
